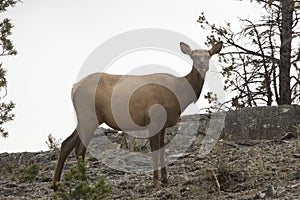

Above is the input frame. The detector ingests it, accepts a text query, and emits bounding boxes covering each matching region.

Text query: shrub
[295,124,300,152]
[19,163,40,182]
[53,156,111,200]
[46,133,61,150]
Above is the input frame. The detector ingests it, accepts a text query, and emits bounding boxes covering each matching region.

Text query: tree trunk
[278,0,293,105]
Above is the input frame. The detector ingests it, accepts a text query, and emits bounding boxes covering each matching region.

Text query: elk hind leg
[51,129,80,190]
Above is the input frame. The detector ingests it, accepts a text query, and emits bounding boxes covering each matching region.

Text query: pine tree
[0,0,18,137]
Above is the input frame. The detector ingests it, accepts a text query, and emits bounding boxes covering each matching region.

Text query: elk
[51,41,223,190]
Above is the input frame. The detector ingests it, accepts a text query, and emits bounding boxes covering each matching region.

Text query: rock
[281,132,297,140]
[1,138,300,199]
[293,153,300,158]
[173,175,189,184]
[5,183,17,188]
[265,185,277,198]
[179,186,190,193]
[254,191,265,199]
[1,107,300,199]
[168,153,190,159]
[235,140,261,146]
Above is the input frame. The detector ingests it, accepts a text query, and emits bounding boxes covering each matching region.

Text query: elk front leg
[159,129,168,185]
[74,139,88,182]
[149,132,160,188]
[75,140,87,160]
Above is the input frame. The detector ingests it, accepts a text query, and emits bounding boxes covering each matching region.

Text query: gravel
[0,135,299,199]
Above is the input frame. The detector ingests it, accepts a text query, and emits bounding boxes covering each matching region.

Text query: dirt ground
[0,136,299,199]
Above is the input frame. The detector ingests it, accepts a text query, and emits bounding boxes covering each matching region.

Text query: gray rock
[265,185,277,198]
[1,106,300,199]
[281,132,297,140]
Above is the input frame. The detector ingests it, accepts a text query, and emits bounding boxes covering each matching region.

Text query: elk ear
[180,42,192,56]
[209,41,223,56]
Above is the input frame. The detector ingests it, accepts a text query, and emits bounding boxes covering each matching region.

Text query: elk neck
[183,65,206,103]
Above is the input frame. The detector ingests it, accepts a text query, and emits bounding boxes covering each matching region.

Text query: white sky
[0,0,259,153]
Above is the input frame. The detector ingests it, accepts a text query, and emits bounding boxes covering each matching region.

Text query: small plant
[1,161,15,175]
[1,162,18,181]
[121,136,150,153]
[295,124,300,137]
[1,167,8,175]
[295,124,300,152]
[1,162,40,182]
[46,133,61,150]
[19,163,40,182]
[53,156,111,200]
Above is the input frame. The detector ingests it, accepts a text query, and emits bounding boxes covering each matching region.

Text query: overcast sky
[0,0,259,153]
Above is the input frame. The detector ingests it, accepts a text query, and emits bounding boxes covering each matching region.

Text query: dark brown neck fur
[176,66,206,112]
[184,66,205,101]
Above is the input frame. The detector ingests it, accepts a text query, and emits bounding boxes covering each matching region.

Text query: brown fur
[51,41,223,190]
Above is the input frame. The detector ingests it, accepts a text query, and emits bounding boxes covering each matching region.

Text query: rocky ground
[0,131,299,200]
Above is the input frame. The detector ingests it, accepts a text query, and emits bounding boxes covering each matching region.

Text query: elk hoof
[50,184,58,191]
[152,180,160,189]
[161,178,169,186]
